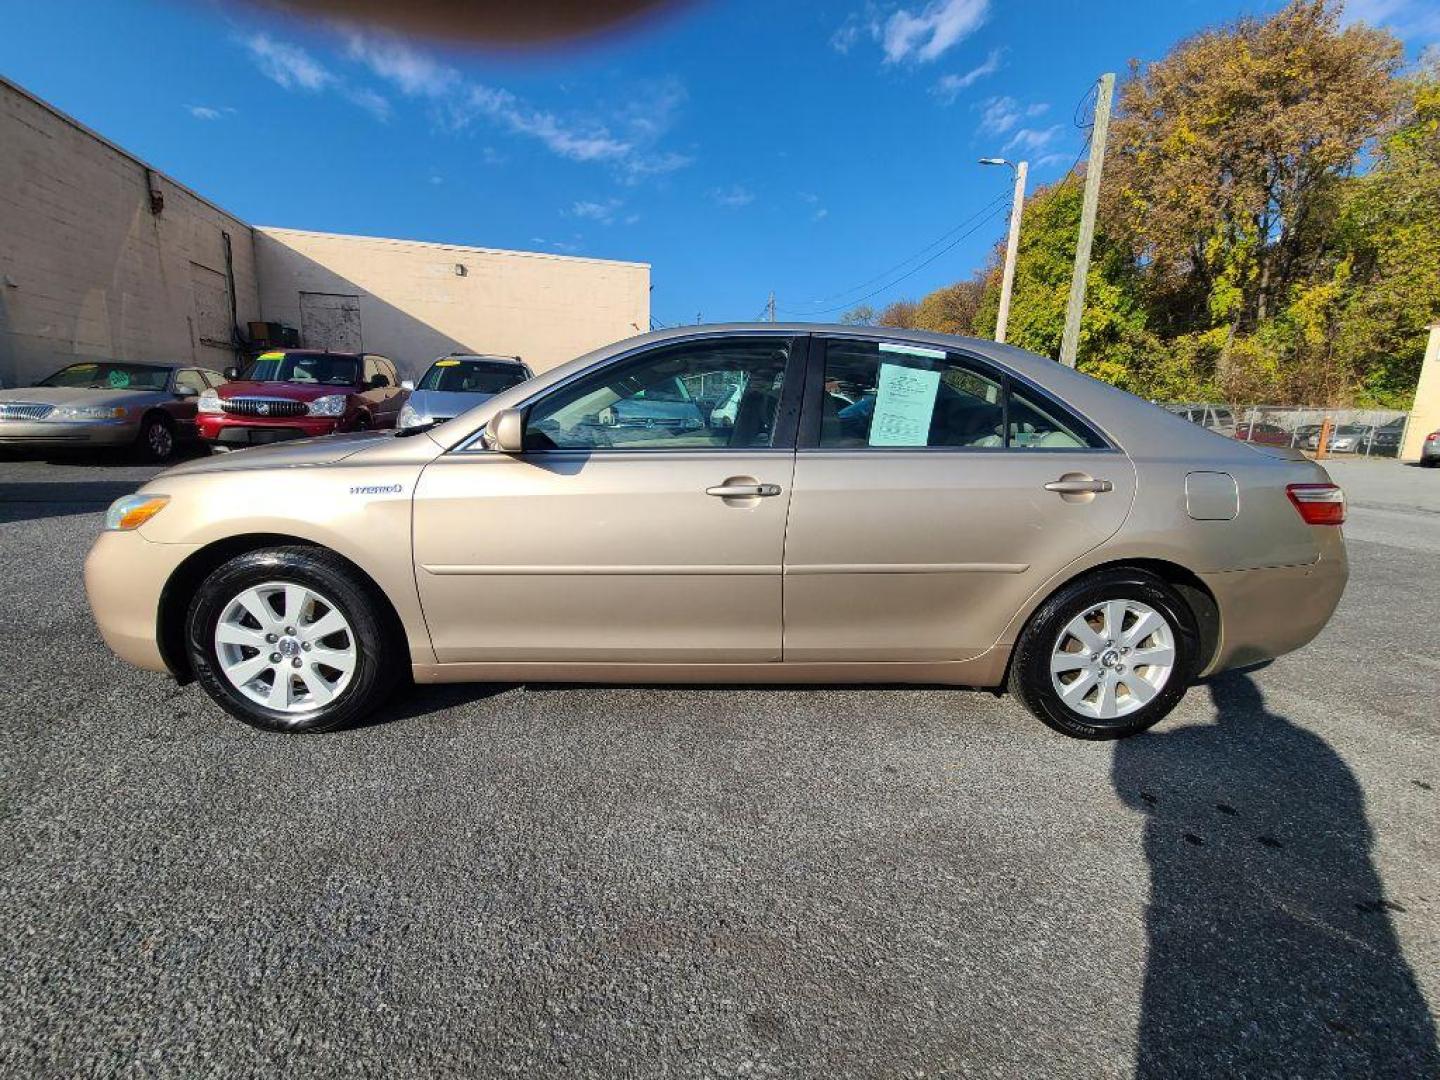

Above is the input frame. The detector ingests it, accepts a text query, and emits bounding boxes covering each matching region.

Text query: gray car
[398,354,532,430]
[0,360,224,461]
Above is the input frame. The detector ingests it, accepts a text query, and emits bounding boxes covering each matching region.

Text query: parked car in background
[1421,430,1440,467]
[398,354,532,431]
[87,325,1347,742]
[1369,418,1407,457]
[1234,421,1293,446]
[197,350,406,450]
[0,360,224,461]
[1303,424,1366,454]
[1162,403,1237,438]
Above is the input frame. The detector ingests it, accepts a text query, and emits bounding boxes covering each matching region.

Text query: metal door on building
[299,292,362,352]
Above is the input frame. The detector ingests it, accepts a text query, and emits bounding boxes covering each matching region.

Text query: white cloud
[976,95,1049,138]
[340,30,689,180]
[244,34,333,92]
[1004,124,1064,154]
[977,95,1021,135]
[569,198,624,224]
[814,207,830,221]
[186,105,231,120]
[344,86,391,121]
[1343,0,1440,40]
[711,185,755,208]
[882,0,989,63]
[933,47,1003,102]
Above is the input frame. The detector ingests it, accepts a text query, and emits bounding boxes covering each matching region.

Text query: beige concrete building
[254,228,649,377]
[0,76,261,386]
[0,76,649,388]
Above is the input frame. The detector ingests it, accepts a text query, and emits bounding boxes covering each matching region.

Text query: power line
[793,191,1010,309]
[779,201,1010,317]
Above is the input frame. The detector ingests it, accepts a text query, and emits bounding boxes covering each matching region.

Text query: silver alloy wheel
[1049,598,1176,721]
[148,421,173,458]
[213,581,357,715]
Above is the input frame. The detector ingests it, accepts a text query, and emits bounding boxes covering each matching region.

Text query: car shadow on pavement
[1112,672,1437,1077]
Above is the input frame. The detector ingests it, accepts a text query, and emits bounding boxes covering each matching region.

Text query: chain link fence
[1160,403,1411,457]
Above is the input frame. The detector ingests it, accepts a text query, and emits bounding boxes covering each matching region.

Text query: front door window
[523,338,795,451]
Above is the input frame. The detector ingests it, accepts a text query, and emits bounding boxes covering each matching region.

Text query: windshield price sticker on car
[870,362,940,447]
[258,351,284,360]
[435,359,461,367]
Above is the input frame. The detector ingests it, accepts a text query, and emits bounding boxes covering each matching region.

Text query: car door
[412,332,806,664]
[781,335,1136,662]
[167,368,209,437]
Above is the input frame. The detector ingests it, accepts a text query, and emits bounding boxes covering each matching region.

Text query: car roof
[432,354,525,365]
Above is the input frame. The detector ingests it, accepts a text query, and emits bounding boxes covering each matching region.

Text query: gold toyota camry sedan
[85,326,1348,738]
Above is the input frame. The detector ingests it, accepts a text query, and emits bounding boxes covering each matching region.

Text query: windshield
[243,352,359,386]
[38,362,170,391]
[418,359,530,394]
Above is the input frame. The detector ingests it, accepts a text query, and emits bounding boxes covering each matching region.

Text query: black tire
[136,414,176,463]
[1008,567,1200,740]
[184,546,402,733]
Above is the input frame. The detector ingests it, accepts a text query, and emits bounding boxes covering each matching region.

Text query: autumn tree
[1102,0,1402,341]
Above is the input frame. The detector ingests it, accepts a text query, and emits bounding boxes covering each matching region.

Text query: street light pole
[981,157,1027,345]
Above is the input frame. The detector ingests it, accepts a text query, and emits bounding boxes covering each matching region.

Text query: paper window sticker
[869,362,940,447]
[258,351,284,360]
[435,359,461,367]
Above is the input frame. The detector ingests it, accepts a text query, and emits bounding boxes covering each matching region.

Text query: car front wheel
[184,546,401,733]
[1008,568,1200,740]
[137,415,175,463]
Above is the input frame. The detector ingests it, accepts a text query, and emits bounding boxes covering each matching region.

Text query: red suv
[197,350,408,449]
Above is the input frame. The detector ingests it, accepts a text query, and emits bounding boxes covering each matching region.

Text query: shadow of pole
[1112,672,1437,1077]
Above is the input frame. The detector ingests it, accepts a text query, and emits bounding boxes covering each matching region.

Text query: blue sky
[3,0,1437,327]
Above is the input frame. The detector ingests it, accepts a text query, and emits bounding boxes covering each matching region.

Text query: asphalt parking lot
[1,449,1436,1079]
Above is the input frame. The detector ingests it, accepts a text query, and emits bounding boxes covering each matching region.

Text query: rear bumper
[0,419,138,447]
[1199,542,1349,676]
[84,530,199,675]
[199,414,341,446]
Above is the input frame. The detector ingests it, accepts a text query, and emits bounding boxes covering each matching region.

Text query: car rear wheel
[1008,568,1200,740]
[184,546,401,733]
[137,414,175,463]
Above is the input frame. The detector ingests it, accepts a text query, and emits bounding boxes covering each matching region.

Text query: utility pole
[992,161,1027,344]
[766,291,776,323]
[1059,72,1115,368]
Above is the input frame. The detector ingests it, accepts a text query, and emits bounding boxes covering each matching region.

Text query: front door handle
[706,483,782,498]
[1044,478,1113,494]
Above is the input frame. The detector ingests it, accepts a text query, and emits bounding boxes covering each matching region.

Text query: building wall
[0,77,260,388]
[254,228,650,378]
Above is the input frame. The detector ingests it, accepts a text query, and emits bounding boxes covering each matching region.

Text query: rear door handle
[1044,478,1112,494]
[706,483,782,498]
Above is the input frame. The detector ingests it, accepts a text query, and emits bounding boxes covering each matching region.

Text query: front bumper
[0,419,138,447]
[84,530,199,675]
[198,414,341,446]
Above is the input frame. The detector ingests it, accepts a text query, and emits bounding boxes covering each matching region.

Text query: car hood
[410,388,496,419]
[216,380,358,401]
[159,430,394,477]
[0,386,159,406]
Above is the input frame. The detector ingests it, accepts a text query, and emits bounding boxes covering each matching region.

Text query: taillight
[1287,483,1346,525]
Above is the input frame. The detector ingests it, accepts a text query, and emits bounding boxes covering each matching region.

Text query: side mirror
[174,385,198,398]
[369,373,390,389]
[224,366,241,380]
[484,408,526,453]
[401,379,415,391]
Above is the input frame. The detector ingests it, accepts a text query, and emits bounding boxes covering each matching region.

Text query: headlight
[398,402,425,429]
[49,405,126,421]
[104,493,170,531]
[197,389,223,414]
[308,394,348,417]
